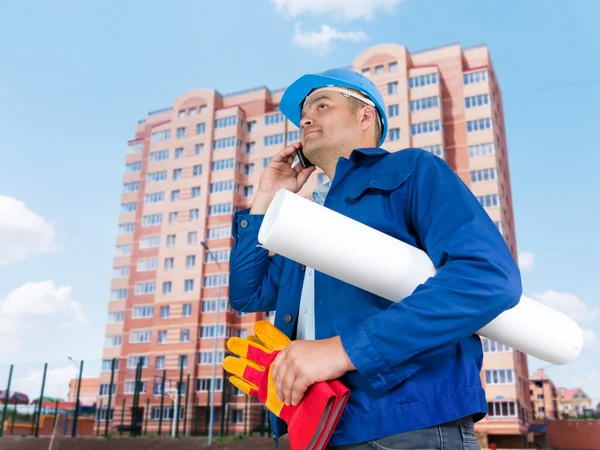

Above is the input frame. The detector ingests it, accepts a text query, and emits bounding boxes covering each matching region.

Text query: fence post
[131,359,142,437]
[158,369,166,436]
[183,374,190,437]
[72,360,84,437]
[175,361,184,437]
[144,398,149,435]
[34,363,48,437]
[0,364,13,437]
[104,358,116,436]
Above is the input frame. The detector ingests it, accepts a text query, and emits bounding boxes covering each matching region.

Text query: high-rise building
[98,42,530,443]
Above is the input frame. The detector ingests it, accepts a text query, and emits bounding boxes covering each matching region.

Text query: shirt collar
[312,181,332,205]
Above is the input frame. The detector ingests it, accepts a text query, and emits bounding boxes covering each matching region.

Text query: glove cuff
[281,381,341,450]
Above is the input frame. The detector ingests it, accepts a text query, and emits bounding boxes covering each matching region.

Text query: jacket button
[240,219,248,228]
[284,314,293,323]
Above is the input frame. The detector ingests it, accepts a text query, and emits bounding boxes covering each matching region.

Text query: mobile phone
[296,146,314,168]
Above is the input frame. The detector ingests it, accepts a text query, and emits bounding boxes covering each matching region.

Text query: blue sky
[0,0,598,406]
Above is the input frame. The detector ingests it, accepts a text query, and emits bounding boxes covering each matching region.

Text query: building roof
[0,390,29,404]
[561,388,583,400]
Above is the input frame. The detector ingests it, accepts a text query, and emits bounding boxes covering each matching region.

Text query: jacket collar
[348,147,390,162]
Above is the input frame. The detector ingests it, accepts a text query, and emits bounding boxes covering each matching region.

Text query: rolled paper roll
[258,189,583,365]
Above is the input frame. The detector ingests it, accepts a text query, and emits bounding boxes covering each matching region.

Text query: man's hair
[346,96,382,147]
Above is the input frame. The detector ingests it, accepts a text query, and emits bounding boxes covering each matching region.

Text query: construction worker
[228,68,522,449]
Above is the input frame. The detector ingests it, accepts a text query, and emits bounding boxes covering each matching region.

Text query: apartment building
[529,369,562,420]
[97,42,530,442]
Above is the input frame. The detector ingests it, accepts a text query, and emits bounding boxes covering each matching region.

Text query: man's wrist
[333,336,356,372]
[249,191,275,214]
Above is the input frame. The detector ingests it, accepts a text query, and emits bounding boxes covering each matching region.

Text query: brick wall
[547,420,600,450]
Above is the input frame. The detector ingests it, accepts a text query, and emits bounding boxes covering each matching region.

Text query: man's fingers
[271,351,286,402]
[281,367,297,406]
[297,166,316,185]
[271,142,302,162]
[291,378,309,406]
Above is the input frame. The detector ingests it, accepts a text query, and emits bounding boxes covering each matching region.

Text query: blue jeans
[329,417,481,450]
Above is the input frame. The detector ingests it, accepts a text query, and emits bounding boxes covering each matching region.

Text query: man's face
[299,90,358,162]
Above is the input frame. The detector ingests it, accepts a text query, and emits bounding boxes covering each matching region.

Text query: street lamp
[201,240,221,446]
[68,357,84,437]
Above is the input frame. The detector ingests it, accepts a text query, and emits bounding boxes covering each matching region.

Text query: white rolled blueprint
[257,189,583,365]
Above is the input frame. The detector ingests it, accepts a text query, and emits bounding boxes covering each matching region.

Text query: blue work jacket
[228,147,522,447]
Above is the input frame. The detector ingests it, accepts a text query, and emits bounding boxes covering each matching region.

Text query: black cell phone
[296,146,314,168]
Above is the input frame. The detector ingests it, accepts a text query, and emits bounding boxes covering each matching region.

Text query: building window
[387,82,398,94]
[487,401,518,418]
[177,127,185,138]
[477,194,500,208]
[463,70,489,85]
[388,128,400,141]
[467,118,492,132]
[470,168,498,183]
[149,150,168,162]
[163,281,172,294]
[180,329,190,343]
[208,203,233,216]
[482,338,511,352]
[388,104,399,117]
[144,192,164,204]
[409,73,438,88]
[485,369,515,385]
[410,120,441,135]
[182,304,192,317]
[465,94,490,109]
[468,142,495,157]
[215,116,237,128]
[184,279,194,292]
[174,147,184,159]
[409,96,439,112]
[160,306,170,319]
[164,257,174,270]
[130,330,151,343]
[265,113,284,125]
[147,171,167,183]
[132,305,154,318]
[421,145,444,159]
[212,158,235,171]
[197,123,206,134]
[264,134,285,147]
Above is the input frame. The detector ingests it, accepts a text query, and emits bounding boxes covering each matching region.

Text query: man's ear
[359,106,378,132]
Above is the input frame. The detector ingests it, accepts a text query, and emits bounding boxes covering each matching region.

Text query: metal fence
[0,357,271,440]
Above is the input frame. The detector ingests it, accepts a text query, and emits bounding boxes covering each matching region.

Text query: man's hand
[250,141,316,215]
[270,336,355,407]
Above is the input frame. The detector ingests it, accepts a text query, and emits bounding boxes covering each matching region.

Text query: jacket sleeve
[228,208,284,313]
[339,150,522,393]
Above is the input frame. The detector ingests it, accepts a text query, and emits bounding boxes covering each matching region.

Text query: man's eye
[318,103,328,110]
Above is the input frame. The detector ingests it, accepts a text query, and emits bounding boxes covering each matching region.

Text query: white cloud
[0,195,61,266]
[531,290,599,324]
[583,329,597,347]
[518,251,534,271]
[272,0,404,21]
[12,366,78,401]
[0,280,88,357]
[292,22,368,56]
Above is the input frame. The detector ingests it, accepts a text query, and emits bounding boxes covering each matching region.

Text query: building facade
[97,42,530,442]
[530,369,562,420]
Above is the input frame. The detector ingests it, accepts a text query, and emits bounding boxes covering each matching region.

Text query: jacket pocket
[345,170,412,202]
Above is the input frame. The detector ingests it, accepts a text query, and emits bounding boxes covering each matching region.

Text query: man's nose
[300,116,313,129]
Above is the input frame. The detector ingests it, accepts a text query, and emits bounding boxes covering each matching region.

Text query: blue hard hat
[279,68,388,146]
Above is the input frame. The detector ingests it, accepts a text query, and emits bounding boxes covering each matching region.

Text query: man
[228,68,522,449]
